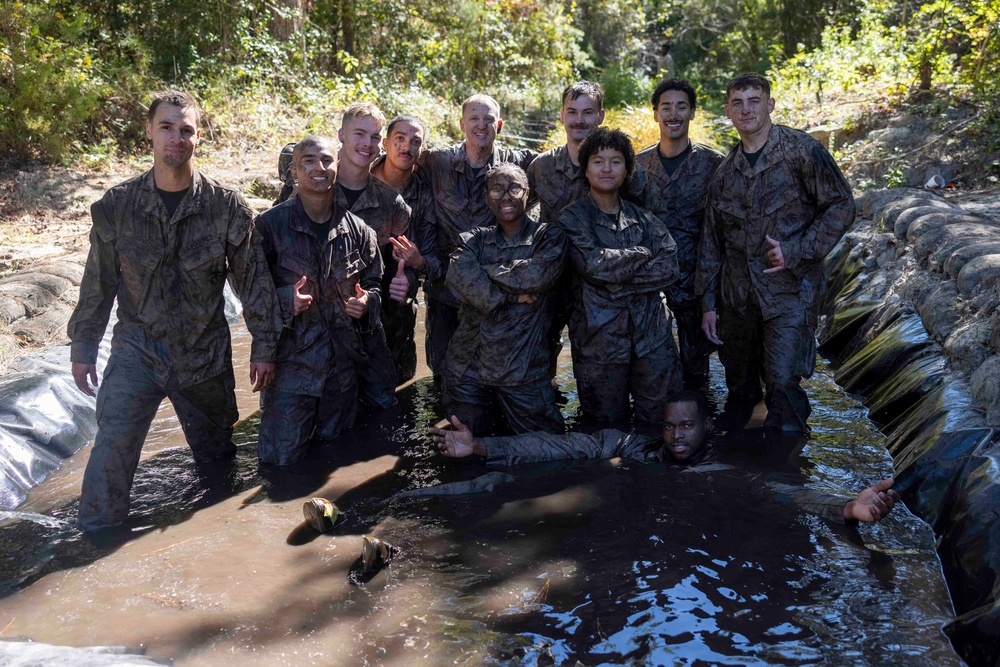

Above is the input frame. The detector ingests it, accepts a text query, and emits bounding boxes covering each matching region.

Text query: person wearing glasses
[442,164,567,435]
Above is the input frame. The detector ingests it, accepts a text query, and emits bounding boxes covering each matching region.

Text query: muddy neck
[658,136,691,159]
[152,160,195,192]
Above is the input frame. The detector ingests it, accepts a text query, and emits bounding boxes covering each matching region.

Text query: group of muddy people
[66,71,901,533]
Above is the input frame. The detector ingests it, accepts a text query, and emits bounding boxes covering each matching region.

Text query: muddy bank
[820,186,1000,666]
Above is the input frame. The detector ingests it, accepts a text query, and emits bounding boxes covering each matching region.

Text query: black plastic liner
[823,225,1000,666]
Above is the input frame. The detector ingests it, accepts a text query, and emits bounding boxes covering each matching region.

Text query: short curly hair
[578,127,635,191]
[651,78,697,110]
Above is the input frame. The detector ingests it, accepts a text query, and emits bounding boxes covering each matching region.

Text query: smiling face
[383,120,423,173]
[724,86,775,139]
[560,93,604,144]
[338,114,383,171]
[654,89,695,143]
[460,101,501,152]
[146,103,200,168]
[661,401,709,462]
[486,171,529,225]
[585,147,627,196]
[292,140,337,195]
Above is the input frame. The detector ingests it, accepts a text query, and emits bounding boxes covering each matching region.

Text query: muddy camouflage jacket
[446,216,567,385]
[68,170,279,387]
[696,125,855,319]
[421,142,536,307]
[557,196,678,363]
[483,428,854,523]
[371,155,443,287]
[635,142,723,308]
[258,197,383,396]
[527,143,649,223]
[335,176,414,302]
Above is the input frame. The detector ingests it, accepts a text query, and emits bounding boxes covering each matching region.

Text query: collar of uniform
[552,144,579,176]
[371,153,420,202]
[586,192,639,231]
[290,195,340,241]
[137,168,204,226]
[453,141,501,177]
[348,174,382,213]
[736,124,785,177]
[485,214,538,249]
[642,141,701,188]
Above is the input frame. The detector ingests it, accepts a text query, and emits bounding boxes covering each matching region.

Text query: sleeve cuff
[70,341,100,365]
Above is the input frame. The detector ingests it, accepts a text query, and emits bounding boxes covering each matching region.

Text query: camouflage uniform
[636,142,724,386]
[526,144,649,372]
[420,142,536,380]
[558,195,682,424]
[371,155,442,384]
[67,170,280,530]
[695,124,855,432]
[335,177,411,407]
[256,197,383,465]
[479,429,857,523]
[444,216,567,434]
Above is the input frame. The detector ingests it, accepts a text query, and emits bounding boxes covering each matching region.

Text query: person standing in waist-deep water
[420,94,536,384]
[255,135,383,465]
[557,127,683,426]
[696,73,855,434]
[527,81,649,375]
[334,102,412,408]
[370,114,442,383]
[636,78,723,390]
[68,90,280,531]
[443,164,568,436]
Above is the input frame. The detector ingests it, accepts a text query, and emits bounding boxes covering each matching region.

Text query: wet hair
[292,135,337,161]
[484,163,528,191]
[342,101,387,130]
[651,78,697,110]
[578,127,635,190]
[147,90,201,125]
[461,93,501,117]
[726,72,771,100]
[562,81,605,110]
[386,114,425,137]
[664,390,711,421]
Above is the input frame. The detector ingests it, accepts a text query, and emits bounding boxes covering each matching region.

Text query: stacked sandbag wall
[820,187,1000,666]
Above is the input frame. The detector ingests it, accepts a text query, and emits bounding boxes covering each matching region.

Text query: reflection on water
[0,333,959,665]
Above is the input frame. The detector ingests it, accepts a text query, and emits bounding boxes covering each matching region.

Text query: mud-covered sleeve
[695,191,724,313]
[623,164,649,206]
[557,206,653,285]
[413,183,442,283]
[486,224,566,294]
[257,214,297,329]
[769,483,853,524]
[357,223,384,333]
[780,142,856,274]
[67,195,120,364]
[225,199,280,363]
[484,429,635,465]
[447,230,509,314]
[622,210,679,292]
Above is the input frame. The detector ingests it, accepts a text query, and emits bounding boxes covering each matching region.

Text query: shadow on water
[0,355,961,665]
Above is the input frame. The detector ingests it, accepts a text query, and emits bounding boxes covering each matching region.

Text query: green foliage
[0,1,107,159]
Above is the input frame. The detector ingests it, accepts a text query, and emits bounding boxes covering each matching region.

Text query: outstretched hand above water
[429,416,486,458]
[844,477,901,523]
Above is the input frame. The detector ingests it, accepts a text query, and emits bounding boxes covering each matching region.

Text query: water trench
[0,300,963,665]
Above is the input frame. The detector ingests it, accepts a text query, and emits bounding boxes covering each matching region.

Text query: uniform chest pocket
[180,235,226,271]
[279,253,317,283]
[437,189,469,216]
[713,196,747,221]
[117,234,163,269]
[332,249,364,283]
[763,183,800,215]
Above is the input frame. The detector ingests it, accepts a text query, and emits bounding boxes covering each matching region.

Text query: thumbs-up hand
[292,275,313,315]
[763,234,786,273]
[345,282,369,319]
[389,258,410,303]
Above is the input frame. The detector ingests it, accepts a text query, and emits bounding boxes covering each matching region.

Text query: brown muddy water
[0,304,960,666]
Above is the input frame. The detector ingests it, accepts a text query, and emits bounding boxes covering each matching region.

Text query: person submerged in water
[429,390,901,524]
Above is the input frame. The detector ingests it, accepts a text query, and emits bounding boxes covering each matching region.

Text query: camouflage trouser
[383,297,417,384]
[717,298,816,433]
[78,350,237,531]
[425,295,460,382]
[574,341,683,425]
[257,374,358,466]
[443,361,565,436]
[671,301,713,387]
[359,321,398,409]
